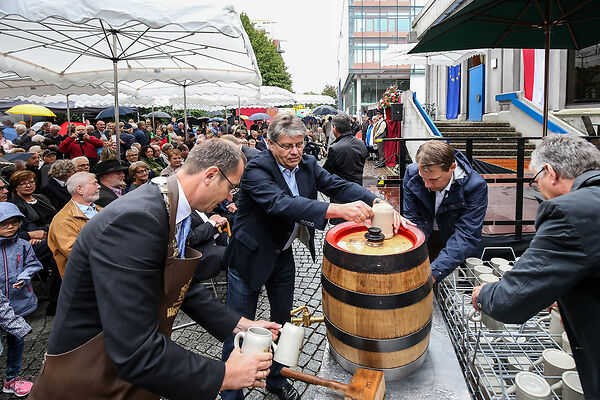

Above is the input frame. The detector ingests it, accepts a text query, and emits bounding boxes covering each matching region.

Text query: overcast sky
[229,0,343,95]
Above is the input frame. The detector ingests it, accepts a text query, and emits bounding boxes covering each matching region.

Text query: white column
[356,77,362,117]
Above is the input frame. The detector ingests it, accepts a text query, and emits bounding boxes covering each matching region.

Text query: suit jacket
[225,151,376,291]
[47,182,241,399]
[13,134,32,150]
[255,138,268,151]
[40,178,71,211]
[96,183,120,207]
[188,212,226,281]
[241,145,260,162]
[322,132,368,186]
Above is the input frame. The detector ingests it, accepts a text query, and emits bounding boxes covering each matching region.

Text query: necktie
[176,215,191,258]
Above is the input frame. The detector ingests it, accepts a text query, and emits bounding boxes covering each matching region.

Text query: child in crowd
[0,202,42,397]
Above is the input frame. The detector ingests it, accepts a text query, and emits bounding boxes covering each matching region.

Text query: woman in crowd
[127,161,150,192]
[160,149,183,177]
[140,145,163,176]
[9,171,56,232]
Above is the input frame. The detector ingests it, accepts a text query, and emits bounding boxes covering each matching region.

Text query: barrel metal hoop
[325,316,432,353]
[322,274,433,310]
[323,240,429,274]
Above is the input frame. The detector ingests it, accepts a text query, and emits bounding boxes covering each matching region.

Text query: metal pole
[112,31,121,160]
[542,2,550,137]
[151,105,155,133]
[66,94,71,131]
[515,138,525,237]
[183,84,188,141]
[237,96,241,129]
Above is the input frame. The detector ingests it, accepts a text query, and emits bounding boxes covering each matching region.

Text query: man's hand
[233,317,281,341]
[29,230,47,240]
[472,284,486,310]
[220,348,272,390]
[390,209,416,232]
[70,132,79,139]
[326,201,373,224]
[226,203,238,213]
[12,280,24,289]
[209,214,228,228]
[29,238,42,245]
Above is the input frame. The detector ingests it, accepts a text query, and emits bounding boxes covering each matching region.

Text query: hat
[0,202,24,223]
[123,123,132,129]
[42,149,57,157]
[95,159,128,176]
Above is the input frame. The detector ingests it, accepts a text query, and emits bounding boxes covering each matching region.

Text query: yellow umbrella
[6,104,56,117]
[239,115,249,120]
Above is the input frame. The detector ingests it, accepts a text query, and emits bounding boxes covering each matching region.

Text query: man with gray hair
[44,124,65,155]
[47,171,101,277]
[31,139,279,400]
[222,113,411,400]
[12,123,32,150]
[472,135,600,397]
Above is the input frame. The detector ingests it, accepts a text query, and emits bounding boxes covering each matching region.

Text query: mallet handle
[281,367,348,394]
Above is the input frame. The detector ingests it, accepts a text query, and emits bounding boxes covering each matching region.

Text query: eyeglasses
[0,185,7,192]
[272,140,305,152]
[18,180,35,187]
[218,168,240,195]
[136,169,149,174]
[529,166,546,192]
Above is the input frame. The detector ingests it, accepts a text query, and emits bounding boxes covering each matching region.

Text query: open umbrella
[208,117,225,123]
[5,104,56,117]
[177,117,208,126]
[0,1,261,158]
[96,106,136,120]
[410,0,600,136]
[144,111,172,119]
[312,105,339,116]
[248,112,271,121]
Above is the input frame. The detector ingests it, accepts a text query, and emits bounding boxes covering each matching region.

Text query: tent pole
[151,105,155,132]
[238,96,241,128]
[66,94,71,130]
[183,84,188,141]
[112,31,121,160]
[542,5,550,137]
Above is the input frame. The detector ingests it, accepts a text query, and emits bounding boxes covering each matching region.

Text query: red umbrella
[59,121,86,135]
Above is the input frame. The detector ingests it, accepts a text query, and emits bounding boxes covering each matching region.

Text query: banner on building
[523,49,545,107]
[446,65,461,120]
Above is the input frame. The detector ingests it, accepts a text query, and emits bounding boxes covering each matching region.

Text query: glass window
[388,19,396,32]
[567,44,600,104]
[397,18,410,31]
[366,19,373,32]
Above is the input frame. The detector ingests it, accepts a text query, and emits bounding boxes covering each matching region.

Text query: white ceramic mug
[478,273,499,285]
[273,322,304,367]
[469,308,505,331]
[550,371,584,400]
[371,202,394,239]
[507,355,533,371]
[529,348,576,385]
[473,265,494,278]
[234,326,277,355]
[562,331,572,354]
[536,308,564,336]
[496,264,513,276]
[465,257,483,268]
[506,371,551,400]
[490,257,509,268]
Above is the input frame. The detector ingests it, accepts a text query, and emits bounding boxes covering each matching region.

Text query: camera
[77,133,86,145]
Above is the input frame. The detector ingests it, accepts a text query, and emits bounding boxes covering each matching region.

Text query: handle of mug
[528,356,543,372]
[505,384,516,395]
[536,315,551,329]
[550,381,563,393]
[468,308,482,322]
[234,331,245,350]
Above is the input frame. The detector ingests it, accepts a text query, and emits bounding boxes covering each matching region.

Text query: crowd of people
[0,110,596,399]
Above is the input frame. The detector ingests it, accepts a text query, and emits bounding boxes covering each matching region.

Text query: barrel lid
[326,222,425,256]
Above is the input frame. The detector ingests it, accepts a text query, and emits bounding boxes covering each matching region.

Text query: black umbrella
[248,112,271,121]
[177,116,208,126]
[96,105,136,120]
[312,105,339,116]
[144,111,171,119]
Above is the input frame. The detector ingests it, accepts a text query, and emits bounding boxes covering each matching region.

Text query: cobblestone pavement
[0,160,390,399]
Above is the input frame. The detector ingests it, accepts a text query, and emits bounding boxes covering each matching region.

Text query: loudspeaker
[391,103,403,121]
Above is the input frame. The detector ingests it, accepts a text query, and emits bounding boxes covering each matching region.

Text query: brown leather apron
[29,176,202,400]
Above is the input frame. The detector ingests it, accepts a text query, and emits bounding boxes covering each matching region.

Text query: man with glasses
[222,113,410,400]
[472,135,600,398]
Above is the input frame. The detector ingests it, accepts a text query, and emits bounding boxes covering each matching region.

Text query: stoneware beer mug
[536,308,564,336]
[473,265,494,279]
[371,202,394,239]
[506,371,551,400]
[469,273,503,330]
[234,327,277,355]
[529,348,576,385]
[550,371,584,400]
[464,257,483,268]
[562,331,572,354]
[496,264,513,276]
[490,257,510,268]
[273,322,305,367]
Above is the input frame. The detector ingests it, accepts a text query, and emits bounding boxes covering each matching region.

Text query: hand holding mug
[221,348,272,390]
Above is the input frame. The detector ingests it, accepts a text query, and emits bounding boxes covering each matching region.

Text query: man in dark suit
[323,113,368,186]
[40,159,75,211]
[95,159,127,207]
[89,120,107,140]
[34,140,278,399]
[222,113,410,400]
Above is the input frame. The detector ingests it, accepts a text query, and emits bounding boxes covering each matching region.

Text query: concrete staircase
[434,121,535,169]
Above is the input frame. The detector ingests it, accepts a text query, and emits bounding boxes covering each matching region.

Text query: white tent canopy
[382,43,486,67]
[294,94,336,105]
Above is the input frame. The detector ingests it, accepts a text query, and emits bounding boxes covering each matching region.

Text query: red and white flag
[522,49,545,107]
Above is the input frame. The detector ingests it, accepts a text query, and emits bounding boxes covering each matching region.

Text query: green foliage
[322,84,337,100]
[241,13,292,91]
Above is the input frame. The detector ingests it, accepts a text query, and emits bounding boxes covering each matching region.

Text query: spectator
[0,202,42,397]
[95,159,127,207]
[36,121,51,136]
[40,160,75,211]
[127,161,150,192]
[89,120,107,140]
[47,172,101,277]
[140,145,163,175]
[40,149,57,187]
[72,156,90,172]
[25,152,42,188]
[0,291,31,396]
[160,149,183,177]
[43,124,64,154]
[153,144,168,168]
[58,124,103,168]
[12,124,32,150]
[124,148,139,165]
[0,127,14,152]
[133,121,149,146]
[222,134,259,162]
[323,114,368,186]
[177,143,190,160]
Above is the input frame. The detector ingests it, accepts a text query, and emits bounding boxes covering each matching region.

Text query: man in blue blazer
[223,113,409,400]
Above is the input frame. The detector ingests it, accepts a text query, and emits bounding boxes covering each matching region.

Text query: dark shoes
[266,382,300,400]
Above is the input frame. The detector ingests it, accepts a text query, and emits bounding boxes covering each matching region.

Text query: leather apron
[29,175,203,400]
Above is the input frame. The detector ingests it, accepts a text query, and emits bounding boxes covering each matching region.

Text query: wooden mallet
[281,367,385,400]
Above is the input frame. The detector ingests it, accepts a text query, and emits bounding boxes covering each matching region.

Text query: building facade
[338,0,426,116]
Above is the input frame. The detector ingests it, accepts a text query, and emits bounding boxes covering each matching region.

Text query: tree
[322,84,337,100]
[240,13,292,91]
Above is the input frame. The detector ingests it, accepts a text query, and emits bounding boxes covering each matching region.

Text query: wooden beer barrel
[322,222,432,379]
